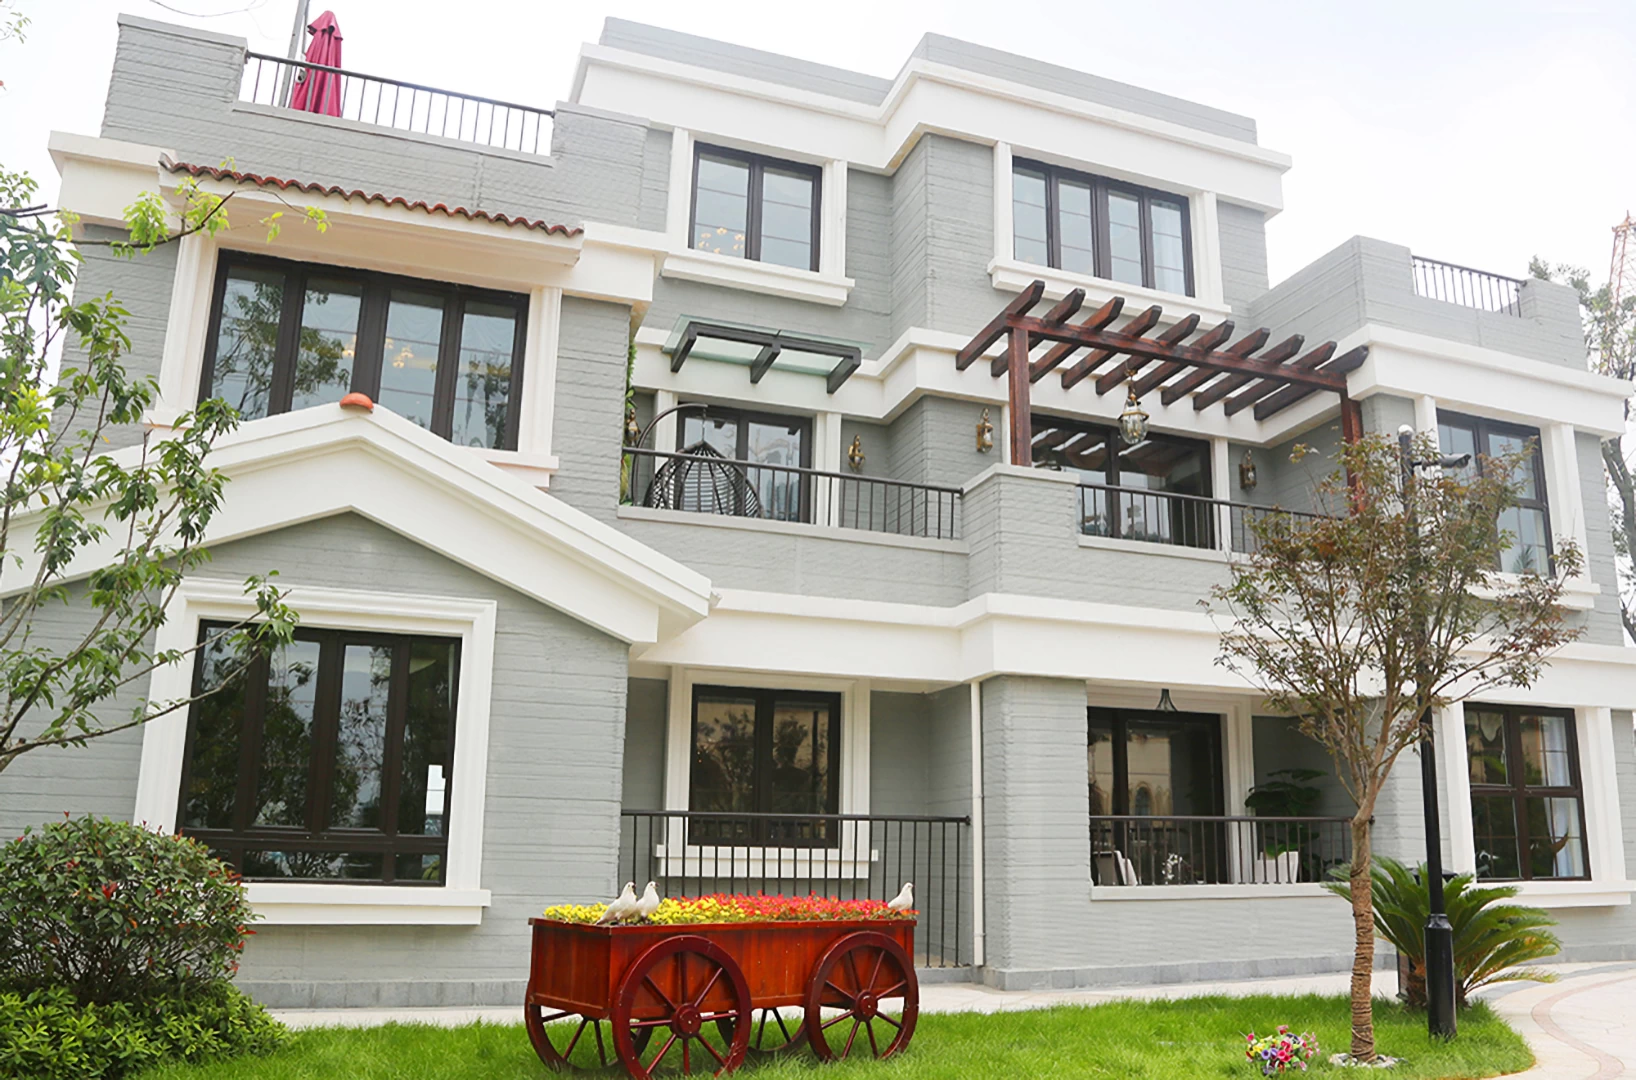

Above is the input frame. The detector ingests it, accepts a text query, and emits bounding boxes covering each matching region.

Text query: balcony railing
[621,810,972,968]
[240,51,554,156]
[1076,483,1327,555]
[623,447,963,541]
[1411,255,1523,317]
[1089,815,1354,886]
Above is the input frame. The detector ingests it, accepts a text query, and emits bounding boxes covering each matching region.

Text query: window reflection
[208,266,285,421]
[291,277,361,412]
[689,687,840,847]
[451,303,516,449]
[377,291,445,429]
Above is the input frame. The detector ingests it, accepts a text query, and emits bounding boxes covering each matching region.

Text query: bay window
[1465,704,1588,881]
[1013,159,1192,296]
[178,624,461,884]
[200,254,527,450]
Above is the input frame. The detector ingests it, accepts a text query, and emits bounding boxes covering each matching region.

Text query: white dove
[886,882,914,912]
[633,881,661,923]
[596,882,637,925]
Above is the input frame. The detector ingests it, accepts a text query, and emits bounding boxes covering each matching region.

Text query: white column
[1441,702,1476,873]
[1224,703,1256,884]
[813,410,843,526]
[1580,706,1629,883]
[969,680,986,966]
[1543,423,1590,578]
[1192,191,1224,308]
[666,128,693,248]
[653,389,680,455]
[155,232,218,424]
[992,141,1013,265]
[517,285,561,459]
[822,160,848,277]
[1211,437,1233,552]
[1413,395,1439,438]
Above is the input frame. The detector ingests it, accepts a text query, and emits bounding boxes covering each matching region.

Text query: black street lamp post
[1398,424,1465,1040]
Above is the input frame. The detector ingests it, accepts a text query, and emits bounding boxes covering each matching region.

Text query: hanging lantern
[1118,368,1150,445]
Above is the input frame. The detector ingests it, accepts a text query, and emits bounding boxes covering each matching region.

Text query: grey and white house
[7,14,1636,1006]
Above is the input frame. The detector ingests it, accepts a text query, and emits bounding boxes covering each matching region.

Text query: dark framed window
[1013,159,1193,296]
[199,253,528,450]
[1031,414,1214,547]
[1437,411,1552,574]
[689,685,841,847]
[677,405,813,522]
[1089,707,1225,885]
[690,144,821,271]
[177,623,460,884]
[1465,704,1588,881]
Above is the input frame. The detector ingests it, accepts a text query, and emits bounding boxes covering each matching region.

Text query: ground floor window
[1465,703,1588,880]
[177,624,461,884]
[1089,707,1225,884]
[689,685,840,846]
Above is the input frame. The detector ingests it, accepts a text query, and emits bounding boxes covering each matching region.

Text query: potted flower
[1244,768,1325,883]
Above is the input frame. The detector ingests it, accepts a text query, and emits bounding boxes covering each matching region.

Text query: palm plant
[1324,856,1560,1008]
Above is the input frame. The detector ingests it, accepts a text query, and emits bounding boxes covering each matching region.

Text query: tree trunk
[1348,812,1376,1062]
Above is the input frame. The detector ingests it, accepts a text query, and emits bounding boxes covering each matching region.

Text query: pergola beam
[1092,312,1198,396]
[957,280,1044,370]
[1159,328,1270,405]
[1029,295,1120,382]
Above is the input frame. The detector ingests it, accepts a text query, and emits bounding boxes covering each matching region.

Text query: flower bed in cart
[527,894,918,1078]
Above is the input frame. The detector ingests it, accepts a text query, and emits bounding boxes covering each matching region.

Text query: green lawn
[136,995,1531,1080]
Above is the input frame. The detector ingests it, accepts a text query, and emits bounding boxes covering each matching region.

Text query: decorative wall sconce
[624,405,641,446]
[1238,450,1258,491]
[847,434,865,472]
[975,408,994,453]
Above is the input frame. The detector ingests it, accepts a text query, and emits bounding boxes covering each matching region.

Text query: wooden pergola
[957,280,1368,465]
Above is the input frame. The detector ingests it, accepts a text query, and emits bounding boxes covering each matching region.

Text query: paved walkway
[269,962,1636,1077]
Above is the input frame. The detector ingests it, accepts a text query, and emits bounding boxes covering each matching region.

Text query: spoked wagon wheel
[612,935,752,1077]
[715,1007,808,1057]
[803,930,919,1061]
[526,1003,651,1071]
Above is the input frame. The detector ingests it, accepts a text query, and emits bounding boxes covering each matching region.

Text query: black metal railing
[1077,483,1327,554]
[1089,814,1354,886]
[624,447,963,541]
[241,51,554,156]
[1411,255,1523,316]
[621,810,971,968]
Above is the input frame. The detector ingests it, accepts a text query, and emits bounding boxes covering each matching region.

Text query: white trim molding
[132,579,498,925]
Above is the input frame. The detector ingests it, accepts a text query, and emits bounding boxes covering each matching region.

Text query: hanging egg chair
[642,440,762,518]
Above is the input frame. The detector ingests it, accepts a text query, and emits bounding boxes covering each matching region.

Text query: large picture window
[1031,415,1213,547]
[177,623,461,884]
[689,685,840,847]
[1013,159,1192,296]
[1465,704,1588,881]
[1436,412,1551,574]
[691,145,821,272]
[200,254,527,450]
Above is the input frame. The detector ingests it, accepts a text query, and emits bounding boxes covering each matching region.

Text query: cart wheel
[715,1008,808,1056]
[612,934,751,1077]
[525,1002,648,1070]
[803,931,918,1061]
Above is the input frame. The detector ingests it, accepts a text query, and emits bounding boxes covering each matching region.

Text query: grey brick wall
[205,514,627,1008]
[621,677,668,811]
[888,396,996,489]
[921,138,1003,341]
[1578,431,1624,646]
[549,296,632,521]
[1218,200,1270,314]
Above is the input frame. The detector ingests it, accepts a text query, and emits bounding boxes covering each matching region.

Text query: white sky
[2,0,1633,287]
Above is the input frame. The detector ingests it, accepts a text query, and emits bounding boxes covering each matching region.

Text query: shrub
[0,984,284,1080]
[0,816,255,1005]
[1323,855,1560,1007]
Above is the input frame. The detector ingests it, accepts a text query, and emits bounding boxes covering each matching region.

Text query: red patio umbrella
[289,10,343,117]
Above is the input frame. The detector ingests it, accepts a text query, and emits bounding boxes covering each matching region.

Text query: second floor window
[1465,704,1587,881]
[691,145,821,271]
[179,624,461,884]
[201,254,527,450]
[678,406,812,522]
[1012,159,1192,296]
[1437,412,1551,574]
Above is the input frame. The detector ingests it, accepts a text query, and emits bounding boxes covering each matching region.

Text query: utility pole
[1398,424,1463,1040]
[277,0,312,108]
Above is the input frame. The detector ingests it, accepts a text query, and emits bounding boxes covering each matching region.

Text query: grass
[136,994,1532,1080]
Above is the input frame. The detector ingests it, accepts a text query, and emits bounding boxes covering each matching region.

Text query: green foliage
[1244,768,1327,857]
[0,164,303,774]
[1209,432,1582,1060]
[0,816,257,1005]
[1324,856,1560,1009]
[0,984,284,1080]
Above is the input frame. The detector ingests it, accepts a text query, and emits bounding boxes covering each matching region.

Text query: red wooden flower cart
[524,917,919,1077]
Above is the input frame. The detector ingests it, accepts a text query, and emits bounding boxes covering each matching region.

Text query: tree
[1207,433,1583,1062]
[1528,256,1636,640]
[0,161,321,775]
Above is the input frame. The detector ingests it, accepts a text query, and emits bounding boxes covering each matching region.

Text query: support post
[1399,426,1458,1040]
[1006,329,1033,466]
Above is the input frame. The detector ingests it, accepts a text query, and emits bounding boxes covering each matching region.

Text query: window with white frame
[690,145,822,272]
[1465,704,1588,881]
[689,685,840,848]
